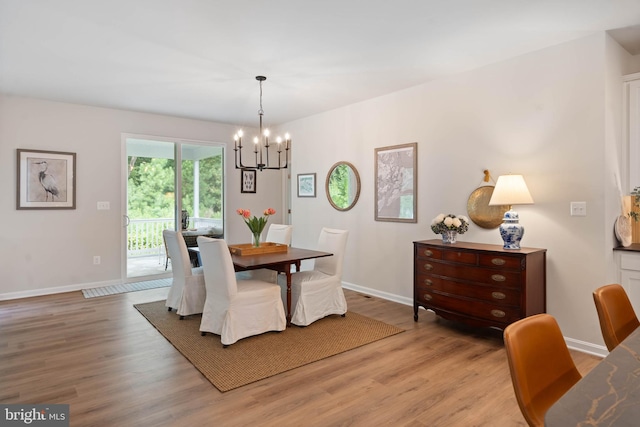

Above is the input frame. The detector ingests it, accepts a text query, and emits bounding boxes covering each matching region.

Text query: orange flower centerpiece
[237,208,276,247]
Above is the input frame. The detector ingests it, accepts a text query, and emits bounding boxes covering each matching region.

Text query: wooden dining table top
[545,326,640,426]
[189,246,332,270]
[229,247,331,269]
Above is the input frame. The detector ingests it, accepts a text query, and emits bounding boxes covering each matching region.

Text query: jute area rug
[134,300,404,392]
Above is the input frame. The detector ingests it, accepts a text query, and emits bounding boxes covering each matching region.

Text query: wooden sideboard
[413,240,546,329]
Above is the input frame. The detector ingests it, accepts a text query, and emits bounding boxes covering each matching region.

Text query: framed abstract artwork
[297,173,316,197]
[17,149,76,210]
[241,169,257,193]
[374,142,417,222]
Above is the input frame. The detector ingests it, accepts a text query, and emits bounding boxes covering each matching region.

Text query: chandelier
[234,76,290,171]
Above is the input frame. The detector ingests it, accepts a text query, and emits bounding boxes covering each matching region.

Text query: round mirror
[326,161,361,211]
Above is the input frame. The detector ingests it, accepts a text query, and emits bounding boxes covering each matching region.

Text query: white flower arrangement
[431,213,470,234]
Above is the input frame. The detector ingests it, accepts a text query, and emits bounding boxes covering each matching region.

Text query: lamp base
[499,209,524,250]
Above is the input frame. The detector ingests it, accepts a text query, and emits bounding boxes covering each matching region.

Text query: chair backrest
[314,228,349,277]
[503,314,582,427]
[593,284,640,351]
[163,230,193,278]
[197,236,237,303]
[266,224,293,246]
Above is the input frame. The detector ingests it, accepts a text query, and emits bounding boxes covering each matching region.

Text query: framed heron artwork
[17,149,76,209]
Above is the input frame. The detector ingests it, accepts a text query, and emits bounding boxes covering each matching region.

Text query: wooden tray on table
[228,242,288,256]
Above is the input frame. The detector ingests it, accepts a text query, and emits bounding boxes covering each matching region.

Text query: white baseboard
[343,281,413,307]
[565,337,608,358]
[0,273,172,301]
[0,278,121,301]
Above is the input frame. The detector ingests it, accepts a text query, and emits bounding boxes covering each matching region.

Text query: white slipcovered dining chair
[265,224,293,246]
[197,236,286,346]
[163,230,206,318]
[236,223,293,282]
[278,228,349,326]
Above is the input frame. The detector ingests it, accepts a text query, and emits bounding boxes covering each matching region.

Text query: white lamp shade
[488,174,534,206]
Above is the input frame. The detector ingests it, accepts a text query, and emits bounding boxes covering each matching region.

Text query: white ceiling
[1,0,639,128]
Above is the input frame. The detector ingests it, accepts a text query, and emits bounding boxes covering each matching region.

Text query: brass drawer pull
[491,292,506,300]
[423,294,433,301]
[491,258,506,266]
[423,249,433,257]
[491,309,506,318]
[491,274,506,282]
[424,264,433,271]
[424,279,433,286]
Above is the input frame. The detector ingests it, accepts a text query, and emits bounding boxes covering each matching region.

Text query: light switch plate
[97,201,110,210]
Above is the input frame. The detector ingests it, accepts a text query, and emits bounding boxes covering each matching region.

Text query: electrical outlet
[570,201,587,216]
[93,256,101,265]
[97,201,110,210]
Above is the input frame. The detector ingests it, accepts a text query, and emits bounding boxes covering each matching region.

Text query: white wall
[0,95,283,297]
[285,33,632,352]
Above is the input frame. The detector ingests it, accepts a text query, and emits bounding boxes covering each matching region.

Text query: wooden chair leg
[167,307,172,312]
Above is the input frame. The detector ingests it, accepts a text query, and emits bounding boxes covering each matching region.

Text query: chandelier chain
[258,80,264,115]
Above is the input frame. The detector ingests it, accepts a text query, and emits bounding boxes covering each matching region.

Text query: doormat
[82,278,171,298]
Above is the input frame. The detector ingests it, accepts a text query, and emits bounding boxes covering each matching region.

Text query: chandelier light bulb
[264,129,270,137]
[237,130,244,138]
[276,136,282,144]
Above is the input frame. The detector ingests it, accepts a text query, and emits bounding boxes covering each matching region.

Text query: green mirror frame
[325,161,361,211]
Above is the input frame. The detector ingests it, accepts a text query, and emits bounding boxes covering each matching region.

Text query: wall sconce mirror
[325,161,361,211]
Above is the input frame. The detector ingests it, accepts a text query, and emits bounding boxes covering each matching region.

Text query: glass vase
[441,230,457,244]
[252,231,261,247]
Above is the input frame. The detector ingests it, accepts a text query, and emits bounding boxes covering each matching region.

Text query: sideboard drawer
[417,290,521,325]
[441,250,478,265]
[415,274,521,306]
[415,246,442,260]
[415,261,522,289]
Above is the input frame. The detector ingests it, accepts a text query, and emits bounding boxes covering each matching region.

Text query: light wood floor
[0,288,601,427]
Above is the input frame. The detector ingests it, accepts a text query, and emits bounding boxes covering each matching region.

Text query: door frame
[120,133,225,283]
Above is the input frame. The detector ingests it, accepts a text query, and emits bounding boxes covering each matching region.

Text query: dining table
[545,326,640,426]
[189,246,332,325]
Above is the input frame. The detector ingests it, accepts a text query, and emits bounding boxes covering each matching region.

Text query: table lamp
[488,174,534,249]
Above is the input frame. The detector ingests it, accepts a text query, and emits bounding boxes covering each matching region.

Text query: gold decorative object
[466,169,509,229]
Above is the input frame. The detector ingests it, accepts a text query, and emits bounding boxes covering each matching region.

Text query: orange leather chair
[503,314,582,427]
[593,284,640,351]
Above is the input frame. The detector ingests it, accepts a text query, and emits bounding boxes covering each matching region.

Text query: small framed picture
[297,173,316,197]
[17,149,76,209]
[241,169,256,193]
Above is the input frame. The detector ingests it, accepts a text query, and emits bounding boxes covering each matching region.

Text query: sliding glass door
[124,136,224,280]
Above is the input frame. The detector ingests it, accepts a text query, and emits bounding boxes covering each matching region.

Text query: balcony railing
[127,217,223,257]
